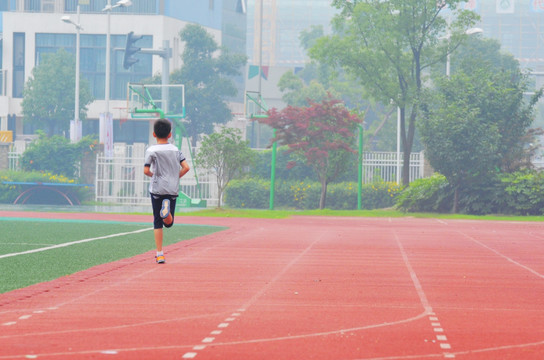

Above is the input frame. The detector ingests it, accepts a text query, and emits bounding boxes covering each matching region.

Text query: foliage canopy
[22,48,93,137]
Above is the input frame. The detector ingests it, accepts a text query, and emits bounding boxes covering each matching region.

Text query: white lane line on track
[0,228,153,259]
[181,311,244,359]
[458,231,544,280]
[181,235,323,360]
[394,233,432,313]
[395,232,455,357]
[5,340,543,360]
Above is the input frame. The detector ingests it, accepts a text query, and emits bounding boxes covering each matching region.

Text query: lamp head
[466,27,483,35]
[61,15,72,23]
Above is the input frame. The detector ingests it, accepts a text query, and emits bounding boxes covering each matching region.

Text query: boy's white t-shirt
[144,143,186,196]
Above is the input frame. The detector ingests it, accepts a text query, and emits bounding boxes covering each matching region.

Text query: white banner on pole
[100,112,114,159]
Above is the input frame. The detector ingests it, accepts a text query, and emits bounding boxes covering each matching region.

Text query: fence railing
[363,151,424,183]
[95,143,219,207]
[8,143,431,206]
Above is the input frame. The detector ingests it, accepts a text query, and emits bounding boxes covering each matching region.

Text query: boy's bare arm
[179,160,190,178]
[144,165,153,177]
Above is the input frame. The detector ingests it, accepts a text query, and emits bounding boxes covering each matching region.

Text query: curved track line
[3,338,543,360]
[0,311,430,359]
[0,310,233,340]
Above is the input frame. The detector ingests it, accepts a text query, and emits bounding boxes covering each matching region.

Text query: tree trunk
[217,183,223,208]
[319,180,328,210]
[452,186,459,214]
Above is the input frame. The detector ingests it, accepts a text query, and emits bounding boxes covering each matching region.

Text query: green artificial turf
[0,219,226,293]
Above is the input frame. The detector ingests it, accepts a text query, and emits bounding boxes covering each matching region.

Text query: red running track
[0,212,543,359]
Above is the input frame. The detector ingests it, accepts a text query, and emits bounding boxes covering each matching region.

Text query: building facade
[0,0,246,144]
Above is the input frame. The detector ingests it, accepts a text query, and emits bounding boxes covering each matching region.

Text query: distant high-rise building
[247,0,335,66]
[0,0,246,143]
[476,0,544,72]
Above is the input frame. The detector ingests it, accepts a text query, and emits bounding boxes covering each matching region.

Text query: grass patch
[0,219,225,293]
[180,207,544,222]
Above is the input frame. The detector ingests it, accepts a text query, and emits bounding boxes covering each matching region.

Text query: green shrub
[20,131,97,179]
[395,174,453,213]
[361,182,403,210]
[224,178,401,210]
[395,171,544,215]
[0,170,93,204]
[456,176,503,215]
[498,170,544,215]
[223,178,269,208]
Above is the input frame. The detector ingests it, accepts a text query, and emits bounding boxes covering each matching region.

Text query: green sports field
[0,218,226,293]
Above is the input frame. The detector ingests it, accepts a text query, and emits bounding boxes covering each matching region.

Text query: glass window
[65,0,156,14]
[34,33,153,100]
[113,120,148,143]
[24,0,40,12]
[13,33,25,98]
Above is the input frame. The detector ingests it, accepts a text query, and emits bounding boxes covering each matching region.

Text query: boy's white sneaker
[160,199,170,219]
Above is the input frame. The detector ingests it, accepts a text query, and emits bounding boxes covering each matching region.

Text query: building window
[13,33,25,98]
[64,0,156,14]
[0,0,9,11]
[24,0,40,12]
[35,33,153,100]
[236,0,246,14]
[209,0,214,10]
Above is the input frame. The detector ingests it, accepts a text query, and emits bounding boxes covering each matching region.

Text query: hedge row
[224,178,402,210]
[396,171,544,215]
[0,170,93,205]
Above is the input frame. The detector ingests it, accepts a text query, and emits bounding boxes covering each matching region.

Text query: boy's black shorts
[150,193,177,229]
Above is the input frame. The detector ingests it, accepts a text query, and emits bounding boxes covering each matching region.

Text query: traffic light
[123,31,143,69]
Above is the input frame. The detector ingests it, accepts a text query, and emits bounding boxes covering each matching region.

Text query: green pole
[269,129,277,210]
[357,124,363,210]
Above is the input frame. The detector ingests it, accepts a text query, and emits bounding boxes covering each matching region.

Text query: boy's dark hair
[154,119,172,139]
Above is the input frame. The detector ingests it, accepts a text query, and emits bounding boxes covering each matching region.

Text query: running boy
[144,119,190,264]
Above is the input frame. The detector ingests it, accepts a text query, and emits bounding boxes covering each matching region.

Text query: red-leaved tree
[257,95,363,209]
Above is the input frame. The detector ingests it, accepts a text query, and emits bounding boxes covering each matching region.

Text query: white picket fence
[95,143,218,207]
[93,144,426,206]
[363,151,424,184]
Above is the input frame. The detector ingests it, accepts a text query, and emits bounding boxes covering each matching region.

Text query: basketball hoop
[113,107,129,126]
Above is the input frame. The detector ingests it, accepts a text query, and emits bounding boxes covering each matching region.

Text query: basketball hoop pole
[246,91,276,210]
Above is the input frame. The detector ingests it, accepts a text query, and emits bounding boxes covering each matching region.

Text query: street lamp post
[61,5,83,143]
[101,0,132,144]
[446,27,483,77]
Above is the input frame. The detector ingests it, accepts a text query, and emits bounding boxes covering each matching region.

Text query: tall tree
[258,95,363,209]
[170,24,247,146]
[419,38,542,212]
[21,48,93,137]
[311,0,479,185]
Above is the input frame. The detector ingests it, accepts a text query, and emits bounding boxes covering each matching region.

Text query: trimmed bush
[395,174,453,213]
[0,170,93,204]
[224,178,401,210]
[498,170,544,215]
[223,178,269,209]
[395,170,544,215]
[20,131,98,179]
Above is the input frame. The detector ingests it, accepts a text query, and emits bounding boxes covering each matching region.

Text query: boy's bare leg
[154,228,163,252]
